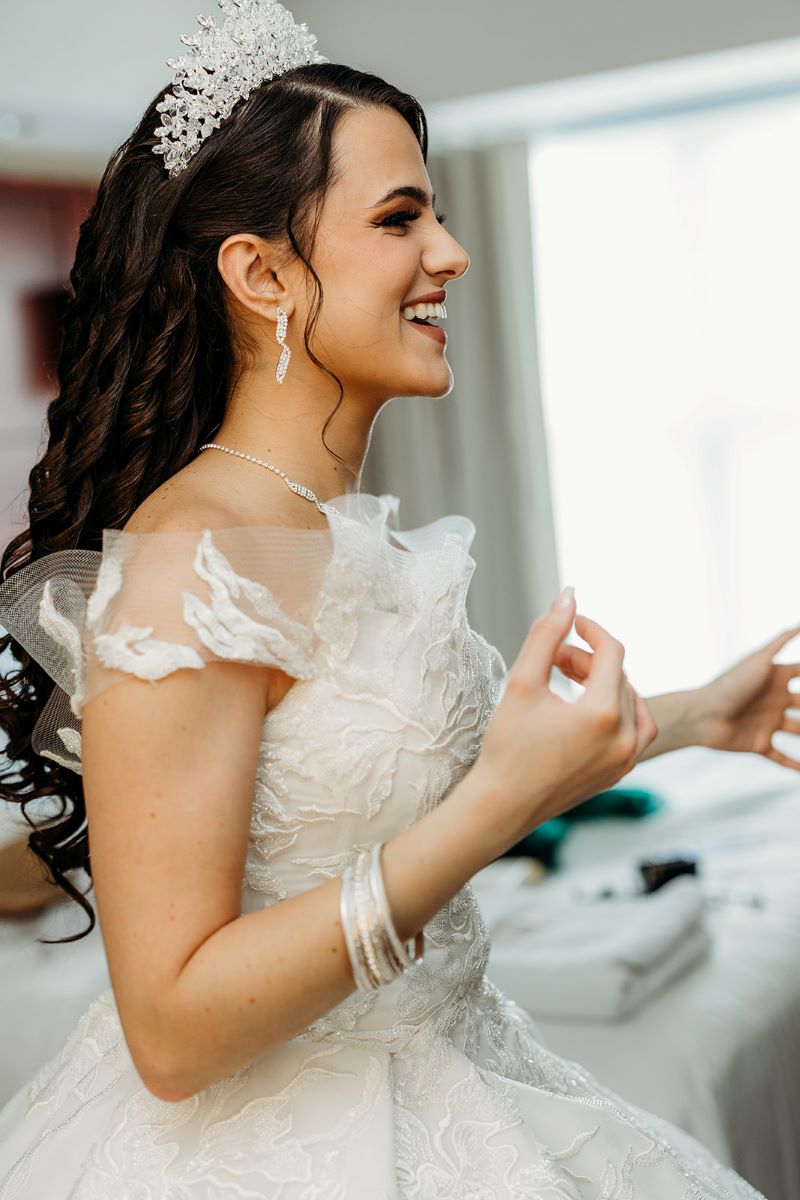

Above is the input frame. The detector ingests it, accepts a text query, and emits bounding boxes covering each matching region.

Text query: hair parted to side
[0,62,429,942]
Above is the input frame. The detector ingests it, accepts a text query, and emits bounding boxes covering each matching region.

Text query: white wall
[3,0,800,174]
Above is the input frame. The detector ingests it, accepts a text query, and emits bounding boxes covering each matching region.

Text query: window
[529,94,800,697]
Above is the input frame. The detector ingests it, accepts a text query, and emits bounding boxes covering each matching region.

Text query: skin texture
[149,104,470,531]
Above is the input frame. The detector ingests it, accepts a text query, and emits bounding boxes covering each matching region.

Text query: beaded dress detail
[0,492,765,1199]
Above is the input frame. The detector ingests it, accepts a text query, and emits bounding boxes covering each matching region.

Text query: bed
[472,745,800,1200]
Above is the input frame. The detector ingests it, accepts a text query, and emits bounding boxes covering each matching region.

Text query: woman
[0,3,797,1195]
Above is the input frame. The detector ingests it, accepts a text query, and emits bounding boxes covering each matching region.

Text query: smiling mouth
[401,300,447,342]
[401,301,447,329]
[404,318,447,344]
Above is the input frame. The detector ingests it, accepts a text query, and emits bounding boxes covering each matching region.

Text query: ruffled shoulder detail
[87,525,321,685]
[0,492,483,776]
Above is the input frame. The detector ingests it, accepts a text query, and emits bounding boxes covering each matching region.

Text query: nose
[422,221,470,284]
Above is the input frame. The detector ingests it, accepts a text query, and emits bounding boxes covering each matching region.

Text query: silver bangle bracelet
[369,842,425,969]
[340,844,425,992]
[364,853,404,983]
[339,862,375,992]
[353,850,382,990]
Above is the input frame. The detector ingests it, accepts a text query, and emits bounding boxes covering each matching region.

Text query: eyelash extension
[375,208,448,229]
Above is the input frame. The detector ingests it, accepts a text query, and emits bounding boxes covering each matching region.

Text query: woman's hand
[473,590,658,845]
[692,624,800,770]
[553,633,657,759]
[557,621,800,772]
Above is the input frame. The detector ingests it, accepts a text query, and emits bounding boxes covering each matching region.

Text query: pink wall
[0,179,96,556]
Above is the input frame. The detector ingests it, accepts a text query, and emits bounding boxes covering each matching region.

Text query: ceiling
[2,0,800,177]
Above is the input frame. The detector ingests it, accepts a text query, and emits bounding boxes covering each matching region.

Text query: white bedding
[477,870,713,1020]
[473,746,800,1200]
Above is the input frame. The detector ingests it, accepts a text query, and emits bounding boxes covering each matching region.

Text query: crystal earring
[275,306,291,384]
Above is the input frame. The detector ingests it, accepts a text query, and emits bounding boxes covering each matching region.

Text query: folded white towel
[481,875,712,1021]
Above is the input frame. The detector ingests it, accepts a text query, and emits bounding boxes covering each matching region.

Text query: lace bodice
[0,494,765,1199]
[0,489,508,1042]
[0,491,505,782]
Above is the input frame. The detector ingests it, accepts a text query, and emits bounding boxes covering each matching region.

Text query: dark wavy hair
[0,62,429,942]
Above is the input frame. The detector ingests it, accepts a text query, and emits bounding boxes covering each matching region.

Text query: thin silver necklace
[198,442,338,516]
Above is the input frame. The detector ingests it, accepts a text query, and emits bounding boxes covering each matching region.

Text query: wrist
[686,683,728,750]
[381,762,546,942]
[638,688,709,761]
[447,761,551,861]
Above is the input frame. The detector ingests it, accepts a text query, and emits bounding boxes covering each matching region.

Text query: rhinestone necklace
[198,442,338,516]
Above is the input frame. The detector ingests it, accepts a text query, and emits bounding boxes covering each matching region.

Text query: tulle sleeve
[0,525,334,776]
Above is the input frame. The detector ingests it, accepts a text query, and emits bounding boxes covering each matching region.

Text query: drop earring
[275,306,291,384]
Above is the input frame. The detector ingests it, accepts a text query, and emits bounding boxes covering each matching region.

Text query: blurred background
[1,4,800,1195]
[2,0,799,686]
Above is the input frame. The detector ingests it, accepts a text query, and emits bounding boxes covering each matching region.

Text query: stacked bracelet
[339,842,425,992]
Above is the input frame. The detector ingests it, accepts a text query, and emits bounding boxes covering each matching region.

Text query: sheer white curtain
[529,95,800,698]
[363,140,560,668]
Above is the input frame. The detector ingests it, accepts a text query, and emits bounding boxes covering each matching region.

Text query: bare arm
[82,591,649,1104]
[163,770,506,1100]
[81,659,516,1104]
[635,690,704,761]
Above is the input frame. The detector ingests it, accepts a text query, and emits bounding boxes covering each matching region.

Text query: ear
[216,232,296,323]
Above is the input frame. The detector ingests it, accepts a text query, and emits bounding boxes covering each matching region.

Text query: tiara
[153,0,328,178]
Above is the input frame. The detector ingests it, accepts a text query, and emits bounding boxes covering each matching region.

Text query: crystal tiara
[153,0,328,178]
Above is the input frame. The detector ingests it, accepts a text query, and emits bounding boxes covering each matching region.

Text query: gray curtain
[363,139,561,668]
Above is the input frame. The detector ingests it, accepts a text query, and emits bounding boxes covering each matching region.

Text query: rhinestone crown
[153,0,328,178]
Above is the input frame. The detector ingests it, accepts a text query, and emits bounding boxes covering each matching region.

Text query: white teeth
[401,302,447,321]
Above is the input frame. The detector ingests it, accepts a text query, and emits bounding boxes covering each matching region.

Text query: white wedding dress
[0,491,766,1199]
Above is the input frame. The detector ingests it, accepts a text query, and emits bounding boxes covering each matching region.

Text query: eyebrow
[368,185,437,210]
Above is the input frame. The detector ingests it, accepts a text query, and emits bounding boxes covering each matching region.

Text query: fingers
[557,639,652,761]
[778,663,800,691]
[513,589,577,689]
[766,746,800,772]
[514,600,631,742]
[556,630,635,728]
[554,643,592,684]
[573,613,626,707]
[764,624,800,657]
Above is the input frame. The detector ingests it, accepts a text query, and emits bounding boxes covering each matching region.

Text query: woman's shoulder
[79,477,323,718]
[121,460,329,538]
[120,469,246,537]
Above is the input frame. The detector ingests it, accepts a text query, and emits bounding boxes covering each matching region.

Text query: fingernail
[553,585,575,611]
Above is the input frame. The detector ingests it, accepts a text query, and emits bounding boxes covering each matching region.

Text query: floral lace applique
[0,497,765,1200]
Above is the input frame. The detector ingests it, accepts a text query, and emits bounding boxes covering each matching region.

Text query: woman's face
[298,105,470,402]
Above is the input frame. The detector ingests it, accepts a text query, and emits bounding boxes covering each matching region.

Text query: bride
[0,3,797,1195]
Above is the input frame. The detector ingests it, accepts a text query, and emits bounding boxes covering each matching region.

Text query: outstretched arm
[555,622,800,770]
[670,623,800,771]
[634,689,705,761]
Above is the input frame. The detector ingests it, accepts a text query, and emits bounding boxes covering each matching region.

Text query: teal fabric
[502,787,666,870]
[565,787,666,822]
